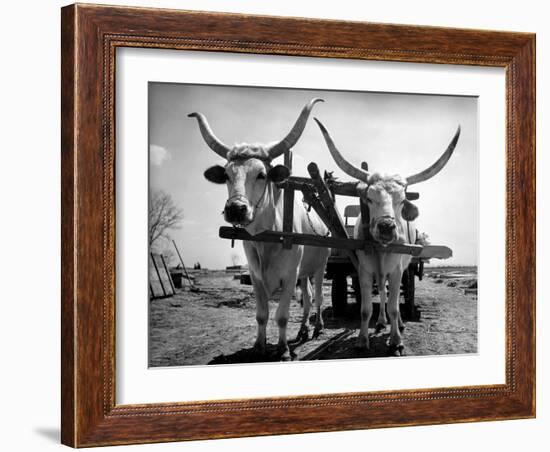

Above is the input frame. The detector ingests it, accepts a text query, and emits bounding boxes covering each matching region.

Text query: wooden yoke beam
[307,163,359,270]
[282,150,294,249]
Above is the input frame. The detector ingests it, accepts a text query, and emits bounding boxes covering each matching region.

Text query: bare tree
[149,190,184,248]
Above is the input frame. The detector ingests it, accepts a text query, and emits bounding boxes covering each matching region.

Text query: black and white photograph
[148,83,478,366]
[2,0,543,449]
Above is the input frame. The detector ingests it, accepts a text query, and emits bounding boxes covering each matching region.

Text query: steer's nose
[377,219,396,236]
[225,202,248,222]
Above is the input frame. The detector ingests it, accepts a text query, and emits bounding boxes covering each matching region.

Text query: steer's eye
[257,173,266,180]
[365,198,372,204]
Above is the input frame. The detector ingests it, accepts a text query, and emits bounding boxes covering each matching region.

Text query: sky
[149,82,478,269]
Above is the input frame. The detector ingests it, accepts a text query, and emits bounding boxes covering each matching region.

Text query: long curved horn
[314,118,370,183]
[188,112,231,159]
[406,125,461,186]
[267,98,325,159]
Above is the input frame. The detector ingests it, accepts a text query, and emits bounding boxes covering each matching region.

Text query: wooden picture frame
[61,3,535,447]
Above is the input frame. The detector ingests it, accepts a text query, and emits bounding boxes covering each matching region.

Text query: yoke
[218,151,452,270]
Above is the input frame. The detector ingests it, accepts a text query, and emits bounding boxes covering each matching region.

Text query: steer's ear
[204,165,227,184]
[267,165,290,183]
[402,199,419,221]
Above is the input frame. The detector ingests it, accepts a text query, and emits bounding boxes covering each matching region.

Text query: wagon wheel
[331,274,348,317]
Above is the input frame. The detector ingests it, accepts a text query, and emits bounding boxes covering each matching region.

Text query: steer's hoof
[252,341,266,356]
[375,323,386,334]
[388,344,405,357]
[278,342,293,361]
[355,335,370,351]
[294,325,309,343]
[312,326,323,339]
[280,351,292,361]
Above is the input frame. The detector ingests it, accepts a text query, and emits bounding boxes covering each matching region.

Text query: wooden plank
[419,245,453,260]
[300,185,333,228]
[219,227,423,256]
[325,179,359,197]
[157,254,175,296]
[149,253,166,297]
[301,186,360,269]
[172,240,195,288]
[284,175,313,186]
[160,254,176,293]
[371,242,422,255]
[307,163,360,270]
[150,253,175,297]
[308,163,348,236]
[277,176,314,193]
[299,185,363,269]
[220,227,361,250]
[282,150,294,249]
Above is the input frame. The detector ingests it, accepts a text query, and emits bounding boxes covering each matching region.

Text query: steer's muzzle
[224,201,253,226]
[373,217,398,245]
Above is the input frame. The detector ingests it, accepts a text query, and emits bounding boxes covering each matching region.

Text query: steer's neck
[396,216,415,244]
[244,183,282,236]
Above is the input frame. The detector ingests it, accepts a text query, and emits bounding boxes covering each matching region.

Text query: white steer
[189,99,330,361]
[315,117,460,356]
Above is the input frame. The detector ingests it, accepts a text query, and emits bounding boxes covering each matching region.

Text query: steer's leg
[398,311,406,332]
[296,277,312,342]
[356,253,374,350]
[375,273,388,333]
[312,269,325,338]
[276,272,299,361]
[387,268,404,356]
[250,274,269,356]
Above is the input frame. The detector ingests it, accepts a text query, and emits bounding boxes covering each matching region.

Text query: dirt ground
[149,267,477,367]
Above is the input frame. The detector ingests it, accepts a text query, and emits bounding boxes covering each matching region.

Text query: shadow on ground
[209,344,294,364]
[208,304,406,364]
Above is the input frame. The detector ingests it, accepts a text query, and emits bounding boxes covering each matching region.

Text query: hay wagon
[219,151,451,322]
